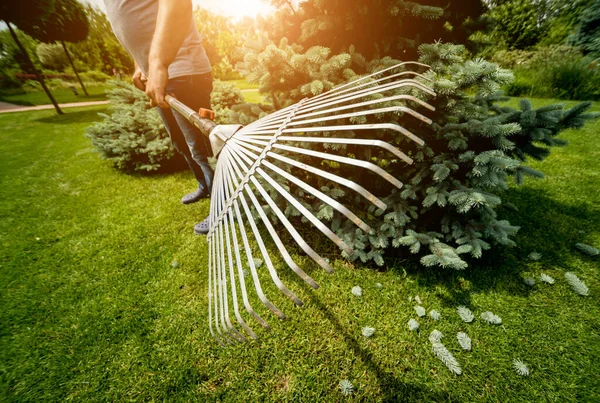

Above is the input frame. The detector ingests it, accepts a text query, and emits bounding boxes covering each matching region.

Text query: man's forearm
[148,0,193,71]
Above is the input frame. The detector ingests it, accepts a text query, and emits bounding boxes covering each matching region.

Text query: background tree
[69,6,133,75]
[0,0,63,114]
[25,0,90,95]
[569,0,600,57]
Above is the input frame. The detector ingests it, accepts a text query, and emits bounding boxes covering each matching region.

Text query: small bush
[86,78,250,173]
[79,70,113,83]
[85,80,178,173]
[544,58,600,101]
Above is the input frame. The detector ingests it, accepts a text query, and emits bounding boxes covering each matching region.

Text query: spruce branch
[564,272,589,296]
[540,273,555,284]
[524,277,535,286]
[457,332,471,351]
[457,306,474,323]
[351,286,363,297]
[339,379,354,396]
[429,330,444,343]
[528,252,542,261]
[512,359,530,377]
[429,310,441,321]
[408,319,419,331]
[431,342,462,375]
[575,243,599,257]
[362,326,375,338]
[481,311,502,325]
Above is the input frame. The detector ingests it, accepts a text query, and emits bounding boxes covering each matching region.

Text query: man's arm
[145,0,193,108]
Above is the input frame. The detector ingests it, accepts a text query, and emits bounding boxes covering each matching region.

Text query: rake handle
[165,94,216,138]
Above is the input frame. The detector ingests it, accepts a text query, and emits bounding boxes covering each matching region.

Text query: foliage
[564,272,590,296]
[408,318,419,331]
[238,42,599,269]
[429,309,441,320]
[575,243,599,256]
[22,0,89,44]
[569,0,600,57]
[540,273,555,284]
[85,79,246,172]
[0,0,54,31]
[210,80,245,124]
[486,0,546,50]
[265,0,446,60]
[481,311,502,324]
[431,341,462,375]
[85,80,176,173]
[512,359,530,376]
[457,306,474,322]
[68,5,133,75]
[457,332,471,350]
[193,8,242,80]
[338,379,354,396]
[494,46,600,100]
[36,43,69,71]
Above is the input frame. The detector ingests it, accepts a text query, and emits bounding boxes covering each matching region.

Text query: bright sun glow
[193,0,275,19]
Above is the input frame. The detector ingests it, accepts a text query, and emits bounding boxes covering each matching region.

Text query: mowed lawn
[0,100,599,402]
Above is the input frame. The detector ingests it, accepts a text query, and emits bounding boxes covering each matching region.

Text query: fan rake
[166,61,436,346]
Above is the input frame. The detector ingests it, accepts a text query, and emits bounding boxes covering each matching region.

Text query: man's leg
[167,73,214,186]
[156,106,210,196]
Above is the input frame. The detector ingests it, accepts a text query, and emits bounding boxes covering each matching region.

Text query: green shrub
[85,80,177,173]
[544,58,600,101]
[504,73,533,97]
[211,80,246,124]
[234,42,599,269]
[85,78,249,172]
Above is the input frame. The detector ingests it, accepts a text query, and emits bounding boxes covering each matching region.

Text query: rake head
[167,61,436,346]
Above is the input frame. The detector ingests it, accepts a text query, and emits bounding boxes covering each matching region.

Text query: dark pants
[156,73,214,193]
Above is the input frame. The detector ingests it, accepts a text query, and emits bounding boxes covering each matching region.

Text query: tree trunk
[6,22,63,115]
[61,40,88,96]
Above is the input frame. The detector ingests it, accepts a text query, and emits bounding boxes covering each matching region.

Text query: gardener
[103,0,212,234]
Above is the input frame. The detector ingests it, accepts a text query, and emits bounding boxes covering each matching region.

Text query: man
[103,0,213,235]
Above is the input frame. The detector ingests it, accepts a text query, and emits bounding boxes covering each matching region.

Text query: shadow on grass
[386,186,599,308]
[305,289,456,402]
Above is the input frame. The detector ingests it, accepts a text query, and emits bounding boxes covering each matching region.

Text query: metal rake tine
[220,159,274,329]
[210,229,235,345]
[243,135,413,165]
[253,105,433,132]
[304,70,434,109]
[221,147,306,308]
[227,143,355,256]
[223,161,286,320]
[248,80,435,132]
[207,233,228,346]
[224,145,335,274]
[316,61,432,98]
[237,137,405,189]
[208,165,236,344]
[298,78,435,114]
[233,141,387,210]
[231,137,372,233]
[222,147,322,288]
[288,94,435,122]
[220,174,258,340]
[214,163,247,343]
[240,122,424,147]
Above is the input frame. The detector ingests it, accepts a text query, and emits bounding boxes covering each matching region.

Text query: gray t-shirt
[103,0,211,78]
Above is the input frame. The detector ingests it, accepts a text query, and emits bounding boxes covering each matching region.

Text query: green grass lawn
[0,85,109,106]
[0,100,599,402]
